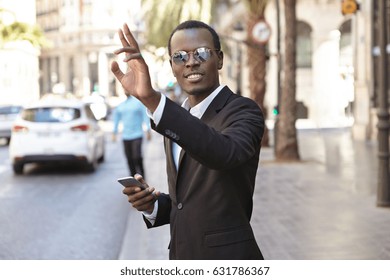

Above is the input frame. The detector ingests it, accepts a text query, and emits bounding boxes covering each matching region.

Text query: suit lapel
[200,86,233,123]
[164,138,176,175]
[178,147,186,167]
[164,138,177,203]
[169,87,234,201]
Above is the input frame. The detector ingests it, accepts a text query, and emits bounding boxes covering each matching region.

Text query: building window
[296,21,312,68]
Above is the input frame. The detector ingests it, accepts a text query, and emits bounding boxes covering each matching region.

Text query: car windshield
[21,107,81,123]
[0,106,22,115]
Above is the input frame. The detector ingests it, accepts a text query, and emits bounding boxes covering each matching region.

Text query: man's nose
[185,53,200,66]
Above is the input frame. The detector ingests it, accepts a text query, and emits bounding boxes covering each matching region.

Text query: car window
[0,106,22,115]
[21,107,81,123]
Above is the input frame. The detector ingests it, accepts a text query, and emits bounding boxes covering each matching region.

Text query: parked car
[9,98,105,174]
[82,93,110,120]
[0,105,23,145]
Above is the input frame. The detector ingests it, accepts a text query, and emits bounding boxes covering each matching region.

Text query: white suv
[9,97,105,174]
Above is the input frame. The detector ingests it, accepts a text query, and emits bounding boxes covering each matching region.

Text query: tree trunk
[275,0,300,160]
[247,14,269,147]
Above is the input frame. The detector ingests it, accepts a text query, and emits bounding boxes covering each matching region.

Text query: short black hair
[168,20,221,55]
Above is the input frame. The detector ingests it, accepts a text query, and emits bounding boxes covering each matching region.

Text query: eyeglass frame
[170,47,221,65]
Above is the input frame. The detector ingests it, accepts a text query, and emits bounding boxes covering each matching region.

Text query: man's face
[169,28,223,101]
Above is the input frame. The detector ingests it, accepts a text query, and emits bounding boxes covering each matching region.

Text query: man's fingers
[128,189,156,207]
[154,190,161,197]
[123,53,143,62]
[123,185,154,198]
[117,24,139,50]
[123,23,140,49]
[132,200,154,212]
[123,174,157,211]
[118,27,131,47]
[134,173,145,184]
[113,46,139,55]
[113,46,143,63]
[110,61,124,81]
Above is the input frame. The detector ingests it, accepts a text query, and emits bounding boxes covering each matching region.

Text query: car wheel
[13,163,24,175]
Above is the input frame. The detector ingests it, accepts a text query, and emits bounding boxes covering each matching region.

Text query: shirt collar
[182,85,225,119]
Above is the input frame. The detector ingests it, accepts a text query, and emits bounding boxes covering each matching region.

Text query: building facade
[36,0,142,101]
[218,0,387,141]
[34,0,388,141]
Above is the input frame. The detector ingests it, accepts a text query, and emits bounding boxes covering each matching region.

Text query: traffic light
[341,0,359,15]
[273,105,279,116]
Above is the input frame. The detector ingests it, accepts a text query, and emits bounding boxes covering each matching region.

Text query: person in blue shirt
[112,92,151,177]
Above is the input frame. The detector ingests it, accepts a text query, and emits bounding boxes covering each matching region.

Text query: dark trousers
[123,137,145,177]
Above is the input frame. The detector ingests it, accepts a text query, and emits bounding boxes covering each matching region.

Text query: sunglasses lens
[172,51,188,64]
[171,48,214,64]
[194,48,211,62]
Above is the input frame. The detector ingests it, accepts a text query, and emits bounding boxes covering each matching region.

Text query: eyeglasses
[171,47,219,65]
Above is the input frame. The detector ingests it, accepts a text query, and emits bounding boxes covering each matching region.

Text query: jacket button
[177,203,183,210]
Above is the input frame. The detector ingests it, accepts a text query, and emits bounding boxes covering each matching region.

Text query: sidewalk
[119,127,390,260]
[118,131,170,260]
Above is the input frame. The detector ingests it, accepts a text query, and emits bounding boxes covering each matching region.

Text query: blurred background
[1,0,382,134]
[0,0,390,260]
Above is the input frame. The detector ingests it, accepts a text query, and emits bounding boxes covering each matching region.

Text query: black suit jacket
[147,86,264,260]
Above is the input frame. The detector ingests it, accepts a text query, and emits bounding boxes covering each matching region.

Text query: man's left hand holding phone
[117,175,159,214]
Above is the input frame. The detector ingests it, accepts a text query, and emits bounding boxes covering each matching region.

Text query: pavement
[117,126,390,260]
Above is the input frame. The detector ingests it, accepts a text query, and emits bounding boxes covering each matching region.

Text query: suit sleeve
[143,193,171,228]
[154,96,264,170]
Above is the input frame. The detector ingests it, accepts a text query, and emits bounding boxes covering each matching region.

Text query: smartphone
[117,176,145,190]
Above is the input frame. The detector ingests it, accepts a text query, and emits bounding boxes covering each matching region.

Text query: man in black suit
[111,20,265,260]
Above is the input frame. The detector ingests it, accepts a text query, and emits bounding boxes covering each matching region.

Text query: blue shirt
[113,96,150,140]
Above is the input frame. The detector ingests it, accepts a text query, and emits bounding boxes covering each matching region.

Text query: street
[256,128,388,259]
[1,124,390,260]
[0,125,134,260]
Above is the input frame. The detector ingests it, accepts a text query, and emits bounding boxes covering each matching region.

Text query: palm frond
[0,20,48,48]
[141,0,215,48]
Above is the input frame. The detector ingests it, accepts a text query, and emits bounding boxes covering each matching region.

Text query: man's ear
[217,51,224,70]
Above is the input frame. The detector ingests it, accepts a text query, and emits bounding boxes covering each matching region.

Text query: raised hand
[111,23,161,112]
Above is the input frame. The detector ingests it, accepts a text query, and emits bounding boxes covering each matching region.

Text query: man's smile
[185,72,204,82]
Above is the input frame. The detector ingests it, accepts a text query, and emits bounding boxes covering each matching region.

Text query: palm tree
[275,0,300,160]
[141,0,217,48]
[244,0,270,147]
